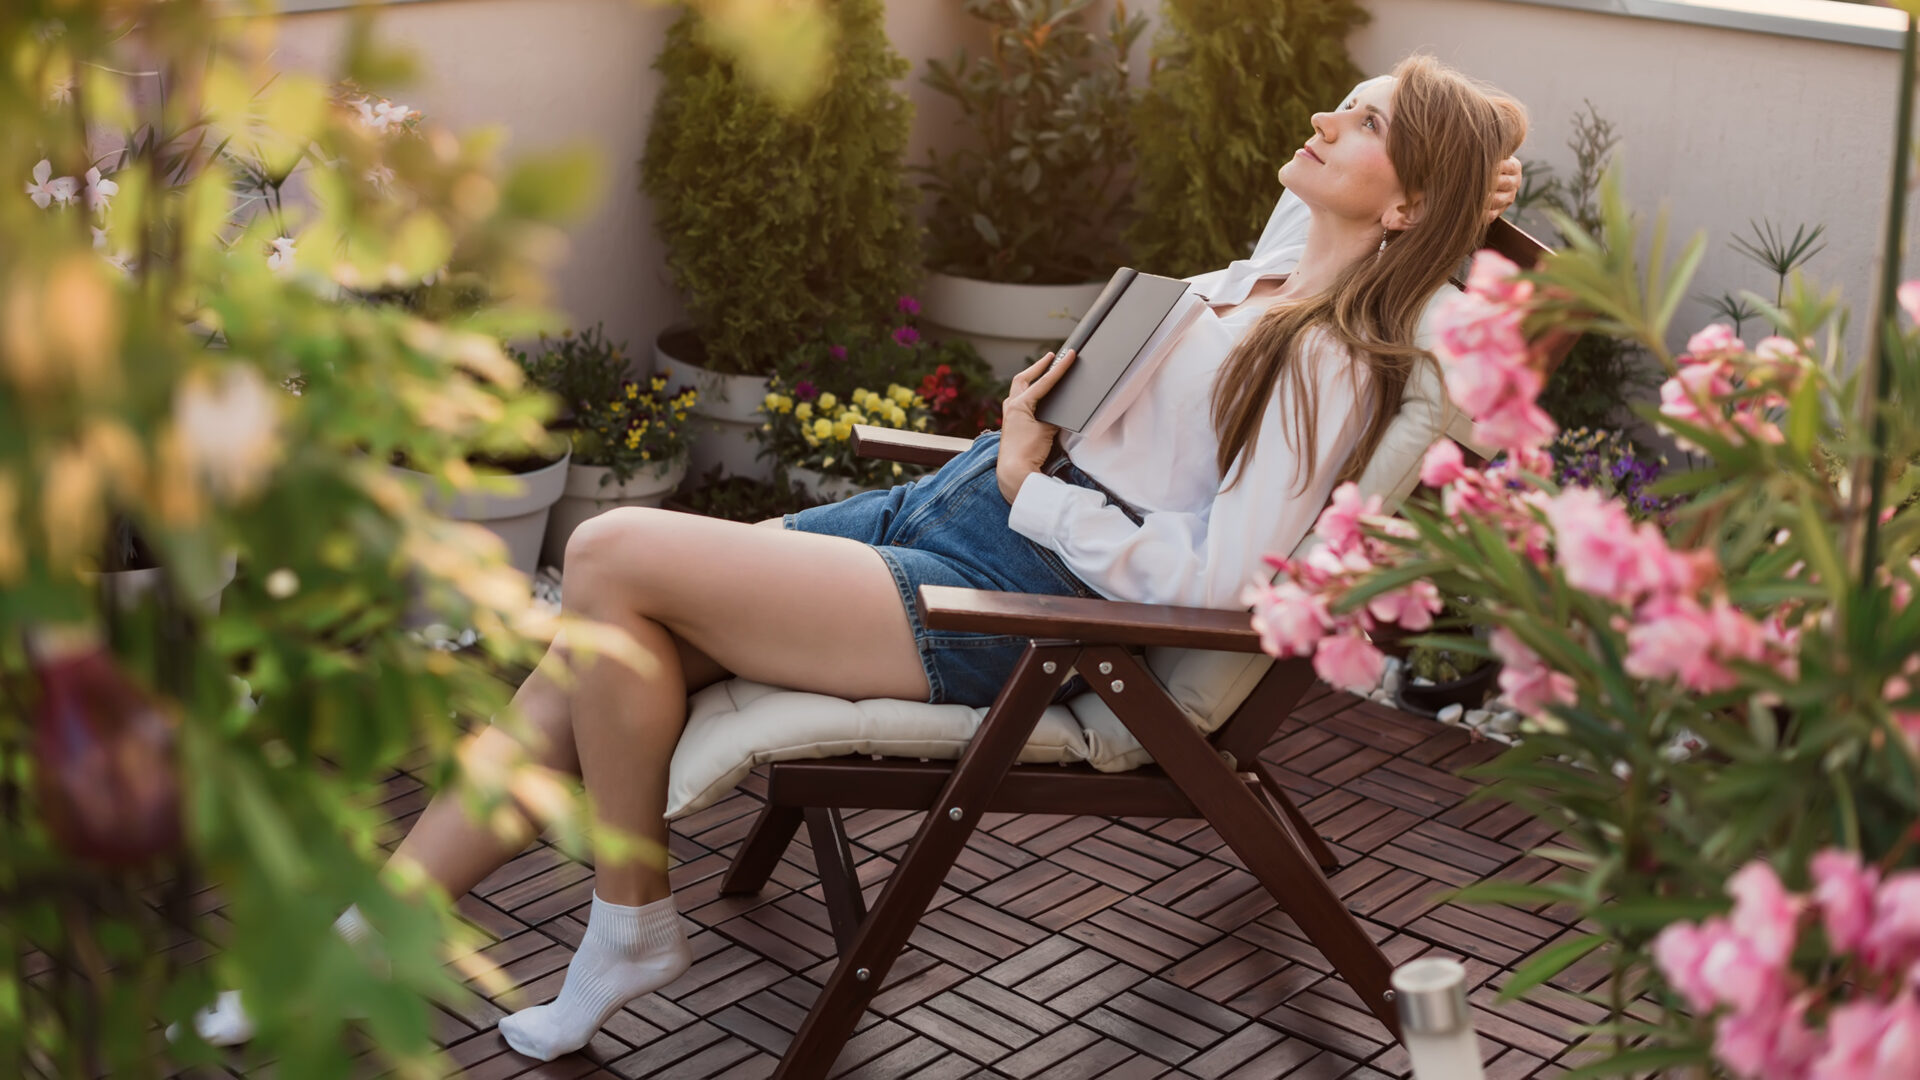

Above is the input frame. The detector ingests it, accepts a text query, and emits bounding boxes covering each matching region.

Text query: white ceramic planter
[919,271,1108,381]
[88,551,240,615]
[654,329,775,484]
[789,466,874,504]
[541,458,691,569]
[392,446,571,586]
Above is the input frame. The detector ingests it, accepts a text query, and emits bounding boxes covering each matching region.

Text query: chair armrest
[851,425,977,467]
[917,585,1262,653]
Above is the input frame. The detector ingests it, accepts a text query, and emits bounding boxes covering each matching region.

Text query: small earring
[1378,230,1389,253]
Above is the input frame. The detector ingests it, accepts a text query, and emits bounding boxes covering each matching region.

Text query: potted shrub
[1125,0,1367,278]
[754,297,1002,501]
[641,0,918,482]
[916,0,1146,379]
[516,325,700,567]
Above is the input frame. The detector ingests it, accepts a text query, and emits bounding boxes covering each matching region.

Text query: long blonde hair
[1210,54,1528,492]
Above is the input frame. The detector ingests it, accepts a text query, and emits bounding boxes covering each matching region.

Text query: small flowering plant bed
[516,325,698,481]
[1245,147,1920,1078]
[756,297,1004,487]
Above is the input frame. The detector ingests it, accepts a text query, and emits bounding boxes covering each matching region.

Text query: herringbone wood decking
[181,683,1608,1079]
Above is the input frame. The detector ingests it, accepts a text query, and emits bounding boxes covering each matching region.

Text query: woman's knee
[563,506,676,606]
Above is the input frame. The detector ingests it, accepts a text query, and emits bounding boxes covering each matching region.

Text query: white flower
[353,97,418,134]
[264,568,300,598]
[92,226,135,276]
[267,236,297,276]
[173,364,282,500]
[26,160,77,208]
[363,165,395,193]
[82,167,117,213]
[47,78,73,105]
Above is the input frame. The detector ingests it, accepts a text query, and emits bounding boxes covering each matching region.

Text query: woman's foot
[497,892,692,1061]
[165,905,381,1047]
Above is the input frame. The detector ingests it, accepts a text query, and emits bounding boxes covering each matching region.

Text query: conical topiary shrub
[641,0,919,376]
[1126,0,1368,278]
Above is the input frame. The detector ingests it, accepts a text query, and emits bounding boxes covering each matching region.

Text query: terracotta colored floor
[172,682,1606,1079]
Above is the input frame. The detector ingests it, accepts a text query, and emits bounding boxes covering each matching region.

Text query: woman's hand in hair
[1486,156,1523,223]
[996,349,1075,505]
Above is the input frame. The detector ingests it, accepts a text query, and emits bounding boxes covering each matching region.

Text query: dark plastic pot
[1395,660,1503,718]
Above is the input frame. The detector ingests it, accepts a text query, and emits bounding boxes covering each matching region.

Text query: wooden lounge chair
[661,218,1568,1078]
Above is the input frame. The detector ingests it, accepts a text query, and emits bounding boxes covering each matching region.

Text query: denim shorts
[784,431,1128,707]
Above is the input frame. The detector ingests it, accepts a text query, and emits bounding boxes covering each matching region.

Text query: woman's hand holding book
[996,349,1076,505]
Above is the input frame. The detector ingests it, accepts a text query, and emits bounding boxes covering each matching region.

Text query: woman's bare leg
[558,507,928,906]
[386,630,727,901]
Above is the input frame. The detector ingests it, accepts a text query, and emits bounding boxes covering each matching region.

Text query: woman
[187,53,1527,1060]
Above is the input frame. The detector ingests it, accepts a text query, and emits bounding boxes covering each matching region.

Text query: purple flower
[892,325,921,347]
[898,295,921,316]
[794,380,819,401]
[828,345,848,361]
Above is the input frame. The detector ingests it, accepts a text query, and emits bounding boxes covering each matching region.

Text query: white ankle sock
[168,905,381,1047]
[497,892,692,1061]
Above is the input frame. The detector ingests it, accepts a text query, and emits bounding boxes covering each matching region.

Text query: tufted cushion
[663,287,1464,820]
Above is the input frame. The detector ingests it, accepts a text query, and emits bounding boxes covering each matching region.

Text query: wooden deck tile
[161,683,1589,1078]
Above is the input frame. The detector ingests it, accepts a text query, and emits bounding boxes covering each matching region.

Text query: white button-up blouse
[1006,210,1376,610]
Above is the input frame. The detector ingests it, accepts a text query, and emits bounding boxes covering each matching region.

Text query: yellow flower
[845,408,865,424]
[764,391,782,410]
[888,406,907,426]
[762,422,772,431]
[832,420,852,441]
[912,394,927,409]
[892,463,903,477]
[674,411,686,421]
[651,376,667,391]
[817,392,837,411]
[804,433,820,447]
[627,384,638,399]
[776,395,793,414]
[813,418,834,439]
[889,384,913,405]
[914,416,929,430]
[795,402,813,422]
[821,456,835,468]
[641,450,651,460]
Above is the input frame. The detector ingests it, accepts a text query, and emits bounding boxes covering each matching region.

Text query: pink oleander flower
[1367,579,1442,632]
[1898,281,1920,325]
[1716,992,1818,1080]
[1464,249,1532,305]
[1313,630,1385,693]
[1547,487,1644,603]
[1313,483,1382,554]
[1473,392,1557,454]
[1246,580,1331,658]
[1626,594,1755,694]
[1806,996,1920,1080]
[1654,920,1721,1013]
[1660,362,1736,450]
[1865,873,1920,974]
[1812,850,1881,956]
[1421,440,1466,488]
[1729,862,1804,968]
[1686,323,1745,365]
[1490,626,1575,716]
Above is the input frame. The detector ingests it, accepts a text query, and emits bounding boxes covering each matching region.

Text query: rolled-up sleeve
[1009,339,1372,609]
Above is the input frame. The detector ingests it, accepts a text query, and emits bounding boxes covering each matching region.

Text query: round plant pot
[1395,660,1503,718]
[654,327,775,484]
[788,465,874,504]
[919,271,1108,381]
[88,551,240,616]
[541,458,691,569]
[392,445,571,586]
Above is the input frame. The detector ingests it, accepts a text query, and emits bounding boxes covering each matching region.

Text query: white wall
[272,0,1916,370]
[274,0,988,372]
[1351,0,1919,358]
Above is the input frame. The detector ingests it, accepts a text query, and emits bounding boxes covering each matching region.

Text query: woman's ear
[1383,192,1424,233]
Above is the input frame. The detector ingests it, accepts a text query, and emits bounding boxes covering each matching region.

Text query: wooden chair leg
[1086,646,1401,1042]
[771,642,1079,1079]
[720,802,803,897]
[1255,760,1341,872]
[805,807,866,954]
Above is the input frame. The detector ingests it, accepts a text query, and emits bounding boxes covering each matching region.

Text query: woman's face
[1277,76,1416,232]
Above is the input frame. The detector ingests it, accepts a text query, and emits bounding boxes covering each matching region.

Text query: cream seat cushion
[664,290,1462,821]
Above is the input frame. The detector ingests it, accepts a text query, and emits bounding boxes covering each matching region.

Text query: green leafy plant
[1125,0,1368,278]
[918,0,1146,284]
[514,325,699,482]
[641,0,918,376]
[1506,101,1659,433]
[667,466,820,522]
[1705,218,1829,337]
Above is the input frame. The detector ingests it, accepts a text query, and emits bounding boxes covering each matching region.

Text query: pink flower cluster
[1658,324,1804,452]
[1430,251,1557,455]
[1655,853,1920,1080]
[1244,483,1440,693]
